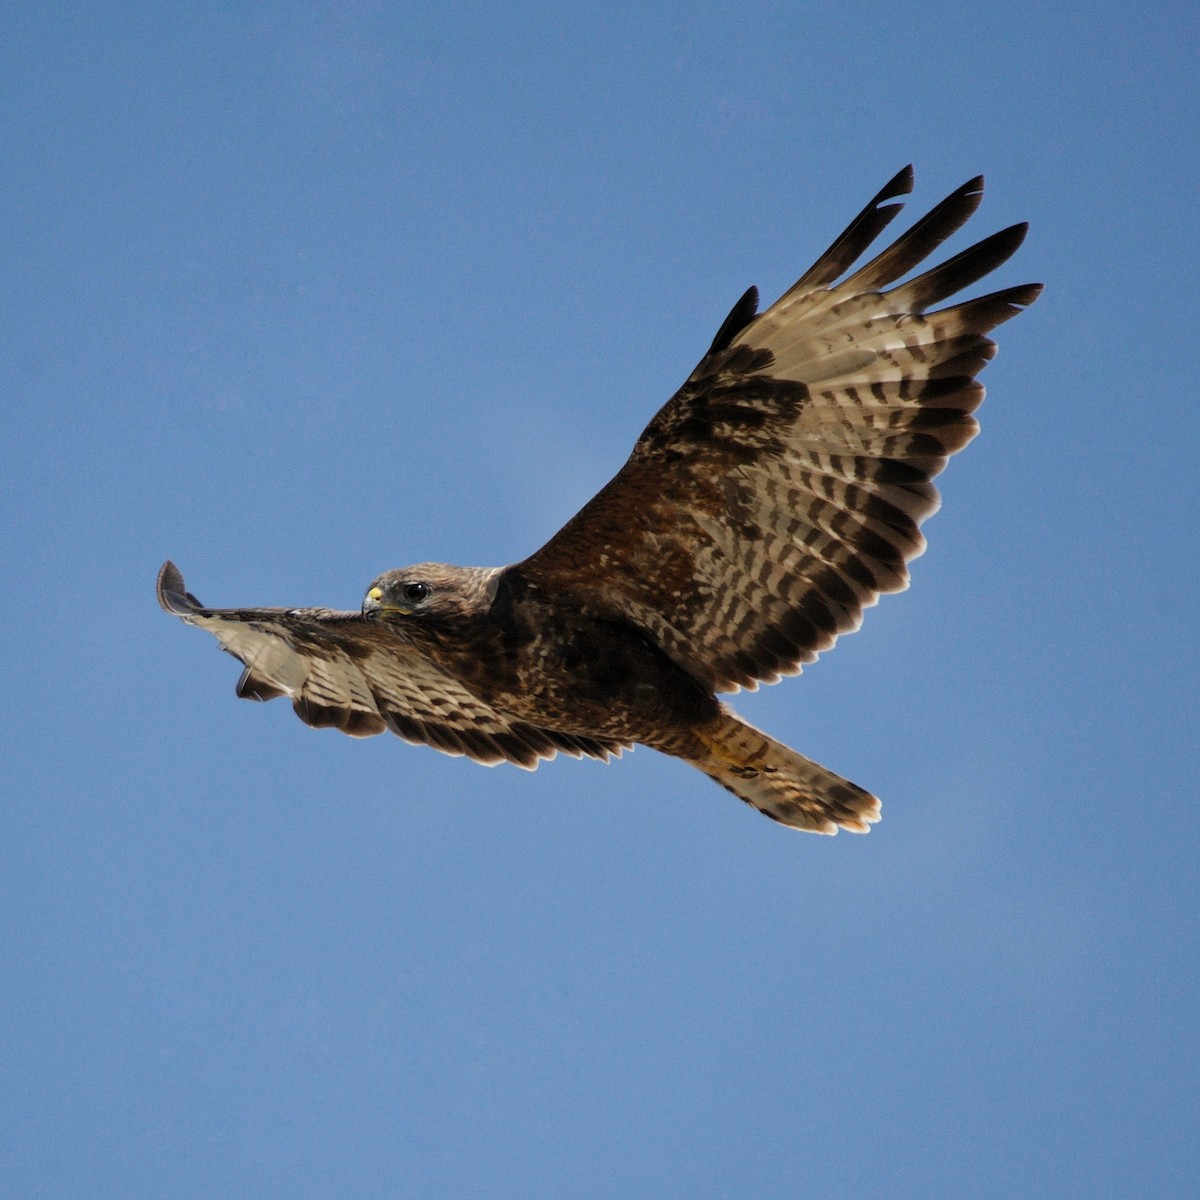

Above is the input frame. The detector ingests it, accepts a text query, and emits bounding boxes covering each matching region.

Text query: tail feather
[689,710,881,834]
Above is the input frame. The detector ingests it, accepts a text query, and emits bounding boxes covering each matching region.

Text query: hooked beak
[362,585,384,617]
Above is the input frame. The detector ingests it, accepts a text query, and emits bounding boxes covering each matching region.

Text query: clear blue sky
[3,4,1197,1197]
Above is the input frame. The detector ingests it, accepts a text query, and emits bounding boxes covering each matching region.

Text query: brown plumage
[158,166,1040,832]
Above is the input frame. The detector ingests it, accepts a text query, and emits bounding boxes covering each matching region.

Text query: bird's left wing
[156,562,619,766]
[519,168,1041,693]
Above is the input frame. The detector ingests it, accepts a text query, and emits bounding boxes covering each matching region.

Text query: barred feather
[523,172,1041,694]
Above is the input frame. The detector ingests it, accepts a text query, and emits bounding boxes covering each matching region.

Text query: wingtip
[1004,219,1030,246]
[706,284,761,356]
[868,164,912,216]
[887,164,916,200]
[790,165,918,293]
[157,560,201,615]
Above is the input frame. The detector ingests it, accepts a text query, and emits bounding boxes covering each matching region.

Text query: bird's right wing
[156,562,622,767]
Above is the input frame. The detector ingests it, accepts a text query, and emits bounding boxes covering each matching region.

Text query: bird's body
[159,167,1040,832]
[370,564,720,744]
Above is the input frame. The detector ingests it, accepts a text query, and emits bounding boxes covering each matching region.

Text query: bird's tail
[686,709,881,834]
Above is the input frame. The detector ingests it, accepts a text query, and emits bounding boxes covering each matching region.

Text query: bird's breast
[459,602,717,739]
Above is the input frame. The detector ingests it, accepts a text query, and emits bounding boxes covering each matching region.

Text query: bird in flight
[158,166,1040,833]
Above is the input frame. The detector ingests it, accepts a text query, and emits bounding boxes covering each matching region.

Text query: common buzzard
[158,167,1039,833]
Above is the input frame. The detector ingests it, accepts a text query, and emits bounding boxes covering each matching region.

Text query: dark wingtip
[157,560,203,616]
[706,285,760,356]
[791,165,917,293]
[1002,220,1030,249]
[887,163,916,200]
[895,221,1036,311]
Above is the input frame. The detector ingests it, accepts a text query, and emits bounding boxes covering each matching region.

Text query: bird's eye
[403,582,430,604]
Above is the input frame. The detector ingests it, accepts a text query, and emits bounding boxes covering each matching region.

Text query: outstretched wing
[520,167,1042,692]
[156,562,621,767]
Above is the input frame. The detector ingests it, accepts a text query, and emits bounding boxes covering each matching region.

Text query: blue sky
[3,3,1198,1196]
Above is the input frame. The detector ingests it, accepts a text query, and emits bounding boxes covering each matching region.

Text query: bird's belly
[468,616,718,742]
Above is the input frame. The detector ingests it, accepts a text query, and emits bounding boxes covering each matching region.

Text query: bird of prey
[158,166,1039,833]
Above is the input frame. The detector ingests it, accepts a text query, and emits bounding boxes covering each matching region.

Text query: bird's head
[362,563,499,623]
